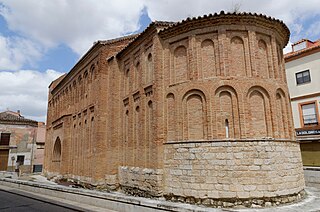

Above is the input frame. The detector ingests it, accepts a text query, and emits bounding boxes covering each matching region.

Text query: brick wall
[45,13,304,205]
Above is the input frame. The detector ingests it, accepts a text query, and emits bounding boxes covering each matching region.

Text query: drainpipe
[30,127,36,173]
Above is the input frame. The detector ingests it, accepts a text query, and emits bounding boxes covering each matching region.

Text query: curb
[0,178,214,212]
[0,185,87,212]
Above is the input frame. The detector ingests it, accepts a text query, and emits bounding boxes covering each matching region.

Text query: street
[0,189,78,212]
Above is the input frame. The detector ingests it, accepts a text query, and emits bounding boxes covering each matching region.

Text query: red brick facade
[44,12,304,207]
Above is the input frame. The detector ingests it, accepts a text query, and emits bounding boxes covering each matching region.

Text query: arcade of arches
[44,12,305,207]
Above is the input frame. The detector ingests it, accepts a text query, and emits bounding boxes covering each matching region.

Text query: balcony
[303,114,318,125]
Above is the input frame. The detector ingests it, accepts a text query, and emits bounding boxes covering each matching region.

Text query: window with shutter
[0,133,10,146]
[301,103,318,125]
[296,70,311,85]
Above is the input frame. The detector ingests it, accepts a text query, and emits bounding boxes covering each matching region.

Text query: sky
[0,0,320,122]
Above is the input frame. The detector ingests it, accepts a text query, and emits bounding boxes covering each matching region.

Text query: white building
[285,39,320,167]
[0,110,45,173]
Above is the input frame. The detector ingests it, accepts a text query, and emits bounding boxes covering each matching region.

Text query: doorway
[0,149,9,171]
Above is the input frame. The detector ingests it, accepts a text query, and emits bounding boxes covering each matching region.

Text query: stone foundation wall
[118,166,163,197]
[163,140,305,203]
[44,170,104,186]
[104,174,118,190]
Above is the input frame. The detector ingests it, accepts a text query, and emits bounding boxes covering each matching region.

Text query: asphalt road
[0,189,78,212]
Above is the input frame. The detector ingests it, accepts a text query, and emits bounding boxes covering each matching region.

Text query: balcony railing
[303,114,318,125]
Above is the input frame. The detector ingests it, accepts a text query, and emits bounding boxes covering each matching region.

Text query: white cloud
[0,0,145,55]
[144,0,319,24]
[283,41,293,54]
[1,0,319,58]
[144,0,320,44]
[0,0,145,123]
[0,0,319,123]
[0,69,64,122]
[0,35,42,71]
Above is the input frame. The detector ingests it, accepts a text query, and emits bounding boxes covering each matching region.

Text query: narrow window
[225,119,229,138]
[135,62,141,89]
[147,53,153,83]
[125,110,129,143]
[53,138,62,162]
[125,69,130,93]
[296,70,311,85]
[0,133,10,145]
[17,155,25,165]
[301,103,318,126]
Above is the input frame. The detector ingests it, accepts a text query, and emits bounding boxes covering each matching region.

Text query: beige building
[0,110,46,173]
[45,12,305,207]
[285,39,320,166]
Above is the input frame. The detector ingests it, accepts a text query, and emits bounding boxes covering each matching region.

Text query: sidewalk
[236,186,320,212]
[1,173,320,212]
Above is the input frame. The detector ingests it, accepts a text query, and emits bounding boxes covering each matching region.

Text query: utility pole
[11,156,15,172]
[30,127,37,173]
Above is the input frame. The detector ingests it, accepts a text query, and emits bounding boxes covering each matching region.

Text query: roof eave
[116,21,175,59]
[285,45,320,62]
[51,42,102,94]
[158,11,290,48]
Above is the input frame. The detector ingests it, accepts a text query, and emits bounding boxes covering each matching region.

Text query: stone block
[45,12,305,208]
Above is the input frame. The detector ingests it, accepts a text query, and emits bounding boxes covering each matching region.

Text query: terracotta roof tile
[94,34,139,46]
[285,39,320,61]
[158,11,290,46]
[115,21,175,58]
[0,111,38,126]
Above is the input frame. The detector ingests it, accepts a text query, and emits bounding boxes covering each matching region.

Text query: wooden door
[0,149,9,171]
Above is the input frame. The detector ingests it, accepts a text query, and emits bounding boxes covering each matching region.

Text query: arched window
[225,119,229,138]
[125,110,129,143]
[146,53,153,83]
[147,101,153,143]
[248,89,269,137]
[125,69,130,94]
[135,62,141,89]
[214,85,240,139]
[90,64,96,80]
[53,137,61,162]
[276,89,288,138]
[174,46,188,82]
[257,39,269,78]
[182,90,207,140]
[84,71,88,79]
[230,36,246,76]
[201,39,215,78]
[277,44,284,79]
[135,106,140,155]
[166,93,176,141]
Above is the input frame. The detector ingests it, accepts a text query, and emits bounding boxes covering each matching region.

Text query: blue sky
[0,0,319,122]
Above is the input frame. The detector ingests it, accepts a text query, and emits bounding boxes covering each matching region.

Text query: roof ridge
[94,33,140,45]
[0,111,38,124]
[158,10,290,46]
[285,41,320,59]
[115,20,175,58]
[170,10,286,26]
[153,20,176,25]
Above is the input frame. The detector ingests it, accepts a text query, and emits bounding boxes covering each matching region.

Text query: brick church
[44,12,305,207]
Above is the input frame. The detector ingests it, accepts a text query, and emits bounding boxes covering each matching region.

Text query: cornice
[0,120,38,127]
[51,43,101,95]
[51,35,138,95]
[158,11,290,48]
[51,114,72,126]
[0,112,38,127]
[285,44,320,62]
[116,21,175,59]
